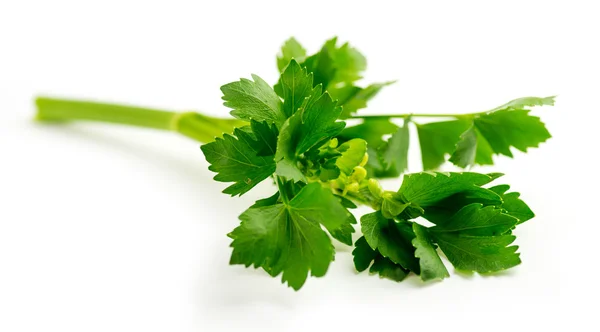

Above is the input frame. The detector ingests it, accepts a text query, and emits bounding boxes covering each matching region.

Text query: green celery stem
[36,97,178,129]
[35,97,243,143]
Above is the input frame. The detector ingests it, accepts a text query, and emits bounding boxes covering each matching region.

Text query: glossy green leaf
[412,223,449,281]
[369,255,410,282]
[353,236,410,282]
[489,185,535,224]
[280,59,314,118]
[431,232,521,273]
[430,203,518,236]
[353,236,378,272]
[398,172,497,208]
[229,182,355,290]
[361,211,419,272]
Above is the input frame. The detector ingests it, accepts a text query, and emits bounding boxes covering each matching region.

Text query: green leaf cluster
[33,36,552,291]
[421,96,553,170]
[277,37,393,119]
[353,172,532,282]
[199,37,549,290]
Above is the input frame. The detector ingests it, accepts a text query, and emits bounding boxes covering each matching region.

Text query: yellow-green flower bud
[351,166,367,182]
[329,138,338,149]
[368,178,383,198]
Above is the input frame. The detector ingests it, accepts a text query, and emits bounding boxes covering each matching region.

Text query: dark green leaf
[420,186,503,224]
[249,120,278,156]
[426,203,521,273]
[201,127,276,196]
[250,192,280,208]
[353,236,410,282]
[431,232,521,273]
[369,255,410,282]
[353,236,378,272]
[228,182,355,290]
[430,203,518,236]
[289,183,356,246]
[280,59,314,118]
[361,211,419,272]
[229,203,332,290]
[412,223,449,281]
[398,172,497,208]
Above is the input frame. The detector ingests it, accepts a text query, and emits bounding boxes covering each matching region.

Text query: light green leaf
[303,38,337,89]
[338,119,400,177]
[335,81,395,118]
[277,37,307,72]
[301,37,368,89]
[489,96,555,112]
[380,194,411,219]
[221,74,285,127]
[417,120,471,170]
[336,138,367,175]
[449,126,478,168]
[339,119,398,148]
[474,109,551,158]
[489,185,535,224]
[329,42,367,84]
[380,117,410,174]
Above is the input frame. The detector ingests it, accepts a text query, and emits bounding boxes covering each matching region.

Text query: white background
[1,0,597,331]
